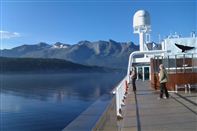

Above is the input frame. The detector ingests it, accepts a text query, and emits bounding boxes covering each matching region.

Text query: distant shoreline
[0,57,124,74]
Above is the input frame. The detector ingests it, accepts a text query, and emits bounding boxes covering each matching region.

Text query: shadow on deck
[94,81,197,131]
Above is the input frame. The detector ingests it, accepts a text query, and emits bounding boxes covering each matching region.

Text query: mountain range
[1,40,160,69]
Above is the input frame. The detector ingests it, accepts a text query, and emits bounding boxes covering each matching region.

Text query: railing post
[183,54,185,73]
[175,55,177,73]
[168,55,169,73]
[192,54,193,72]
[116,87,121,117]
[119,84,122,108]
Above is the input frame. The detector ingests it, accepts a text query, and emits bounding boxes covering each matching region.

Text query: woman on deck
[130,66,137,92]
[159,64,169,99]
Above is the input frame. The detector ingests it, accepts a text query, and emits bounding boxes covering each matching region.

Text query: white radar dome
[133,10,151,33]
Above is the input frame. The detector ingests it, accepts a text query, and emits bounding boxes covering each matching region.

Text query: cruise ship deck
[63,9,197,131]
[94,81,197,131]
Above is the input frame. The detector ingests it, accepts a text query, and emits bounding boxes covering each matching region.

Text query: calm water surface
[0,73,124,131]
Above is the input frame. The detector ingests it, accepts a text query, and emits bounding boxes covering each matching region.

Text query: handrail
[153,53,197,74]
[114,50,169,117]
[127,50,170,83]
[111,77,126,94]
[114,75,127,117]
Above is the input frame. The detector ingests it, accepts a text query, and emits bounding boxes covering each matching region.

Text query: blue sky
[0,0,196,49]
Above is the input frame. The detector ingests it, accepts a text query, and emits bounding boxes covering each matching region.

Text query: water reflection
[0,73,124,131]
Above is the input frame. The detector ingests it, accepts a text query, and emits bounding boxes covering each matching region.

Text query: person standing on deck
[130,66,137,92]
[159,64,169,99]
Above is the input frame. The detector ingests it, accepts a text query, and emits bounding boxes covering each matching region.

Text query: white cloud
[0,30,21,39]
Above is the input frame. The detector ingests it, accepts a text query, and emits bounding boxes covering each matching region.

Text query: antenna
[133,10,151,52]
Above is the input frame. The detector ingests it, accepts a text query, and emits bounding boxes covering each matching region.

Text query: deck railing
[113,75,127,117]
[151,53,197,91]
[114,50,168,117]
[153,53,197,74]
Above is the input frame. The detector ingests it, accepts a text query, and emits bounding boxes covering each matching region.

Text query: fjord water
[0,73,124,131]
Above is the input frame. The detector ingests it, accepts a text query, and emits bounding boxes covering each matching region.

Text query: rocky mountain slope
[1,40,140,69]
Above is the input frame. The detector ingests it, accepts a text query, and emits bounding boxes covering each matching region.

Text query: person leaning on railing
[130,66,137,92]
[158,64,169,99]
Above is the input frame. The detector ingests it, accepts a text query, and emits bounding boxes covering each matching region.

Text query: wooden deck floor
[95,81,197,131]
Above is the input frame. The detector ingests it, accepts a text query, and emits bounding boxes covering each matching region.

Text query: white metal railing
[127,50,169,83]
[158,53,197,74]
[114,50,169,117]
[114,76,128,117]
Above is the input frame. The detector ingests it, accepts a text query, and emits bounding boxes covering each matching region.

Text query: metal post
[183,54,185,73]
[142,66,145,81]
[192,54,193,72]
[168,55,170,73]
[149,66,151,80]
[175,55,177,73]
[115,87,121,117]
[137,67,139,80]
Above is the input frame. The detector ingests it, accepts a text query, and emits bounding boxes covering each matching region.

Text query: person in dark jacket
[159,64,169,99]
[130,66,137,92]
